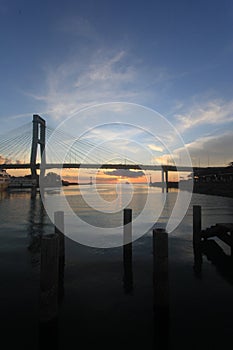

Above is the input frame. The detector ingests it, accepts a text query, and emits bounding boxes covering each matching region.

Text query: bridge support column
[30,114,46,182]
[162,168,168,192]
[165,170,168,192]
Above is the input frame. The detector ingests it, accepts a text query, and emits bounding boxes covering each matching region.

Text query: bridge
[0,114,227,186]
[1,162,195,172]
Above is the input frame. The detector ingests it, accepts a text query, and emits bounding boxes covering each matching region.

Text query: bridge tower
[30,114,46,181]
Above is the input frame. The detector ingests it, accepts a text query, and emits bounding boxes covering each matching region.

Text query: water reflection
[39,318,59,350]
[195,240,233,285]
[153,229,170,348]
[123,242,133,294]
[27,191,47,267]
[1,186,233,349]
[0,190,9,200]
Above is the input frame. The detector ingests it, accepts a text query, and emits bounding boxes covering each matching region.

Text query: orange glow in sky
[5,168,182,183]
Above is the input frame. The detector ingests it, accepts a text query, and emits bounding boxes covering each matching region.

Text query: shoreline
[152,181,233,199]
[5,181,233,199]
[192,182,233,199]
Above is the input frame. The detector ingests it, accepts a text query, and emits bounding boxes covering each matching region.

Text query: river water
[0,185,233,349]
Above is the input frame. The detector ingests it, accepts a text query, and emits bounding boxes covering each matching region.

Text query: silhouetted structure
[194,166,233,183]
[193,205,233,275]
[31,114,46,181]
[54,211,65,303]
[123,208,133,294]
[153,228,169,348]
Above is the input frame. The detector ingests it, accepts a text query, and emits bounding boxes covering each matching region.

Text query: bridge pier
[162,168,168,192]
[30,115,46,182]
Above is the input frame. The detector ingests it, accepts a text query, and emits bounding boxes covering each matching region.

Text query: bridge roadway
[0,162,202,172]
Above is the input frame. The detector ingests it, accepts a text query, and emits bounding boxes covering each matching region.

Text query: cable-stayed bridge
[0,114,216,184]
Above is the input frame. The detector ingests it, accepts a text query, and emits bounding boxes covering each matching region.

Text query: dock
[201,223,233,250]
[193,205,233,274]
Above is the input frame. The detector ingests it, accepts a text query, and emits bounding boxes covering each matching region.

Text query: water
[0,186,233,349]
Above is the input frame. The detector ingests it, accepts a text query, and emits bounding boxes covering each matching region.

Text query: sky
[0,0,233,181]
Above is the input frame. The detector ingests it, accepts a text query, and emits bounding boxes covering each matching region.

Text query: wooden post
[123,208,133,294]
[153,228,169,347]
[54,211,65,263]
[231,231,233,258]
[153,228,169,309]
[40,234,59,323]
[31,186,37,198]
[161,169,165,193]
[161,169,168,193]
[193,205,202,273]
[54,211,65,303]
[165,170,168,193]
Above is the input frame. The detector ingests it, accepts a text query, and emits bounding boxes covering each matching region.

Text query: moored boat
[0,169,10,191]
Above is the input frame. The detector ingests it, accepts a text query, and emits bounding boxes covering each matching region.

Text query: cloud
[175,99,233,132]
[27,50,140,121]
[104,169,145,178]
[85,51,134,82]
[26,44,180,124]
[185,132,233,166]
[0,155,5,163]
[154,131,233,167]
[0,155,12,164]
[147,144,163,152]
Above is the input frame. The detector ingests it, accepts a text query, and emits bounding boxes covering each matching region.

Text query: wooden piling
[54,211,65,302]
[165,170,168,193]
[193,205,202,272]
[123,208,133,293]
[193,205,201,237]
[123,208,132,245]
[231,231,233,258]
[161,170,165,193]
[153,228,169,309]
[161,169,168,193]
[40,234,59,323]
[54,211,65,263]
[153,228,169,347]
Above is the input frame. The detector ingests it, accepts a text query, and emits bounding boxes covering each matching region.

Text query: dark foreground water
[0,185,233,349]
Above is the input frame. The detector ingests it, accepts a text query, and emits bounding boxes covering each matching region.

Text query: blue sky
[1,0,233,167]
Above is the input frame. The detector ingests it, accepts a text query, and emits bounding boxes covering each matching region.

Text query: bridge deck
[0,163,197,171]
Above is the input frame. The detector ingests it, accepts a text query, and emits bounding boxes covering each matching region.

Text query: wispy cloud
[28,50,140,120]
[175,99,233,132]
[147,144,163,152]
[24,43,182,124]
[185,131,233,166]
[104,169,145,178]
[154,131,233,167]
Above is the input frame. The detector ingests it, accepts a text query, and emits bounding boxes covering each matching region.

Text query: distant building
[194,166,233,183]
[9,176,37,188]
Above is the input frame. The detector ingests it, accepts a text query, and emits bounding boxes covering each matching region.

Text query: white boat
[0,169,10,191]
